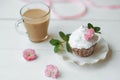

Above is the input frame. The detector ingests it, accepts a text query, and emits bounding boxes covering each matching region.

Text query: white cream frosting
[69,25,99,49]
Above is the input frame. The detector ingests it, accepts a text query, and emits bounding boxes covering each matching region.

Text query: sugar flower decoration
[84,28,94,41]
[23,49,37,61]
[45,64,59,79]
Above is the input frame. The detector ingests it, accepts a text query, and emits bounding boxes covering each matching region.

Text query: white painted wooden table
[0,0,120,80]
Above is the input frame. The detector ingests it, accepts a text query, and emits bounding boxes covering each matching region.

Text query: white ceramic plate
[58,38,109,66]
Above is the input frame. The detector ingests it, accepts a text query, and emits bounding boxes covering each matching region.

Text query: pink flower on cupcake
[84,28,94,41]
[45,64,59,79]
[23,49,37,61]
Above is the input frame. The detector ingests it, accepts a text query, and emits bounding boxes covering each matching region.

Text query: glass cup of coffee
[15,2,50,42]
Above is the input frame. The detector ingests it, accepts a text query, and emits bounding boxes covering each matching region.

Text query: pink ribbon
[49,0,87,19]
[85,0,120,9]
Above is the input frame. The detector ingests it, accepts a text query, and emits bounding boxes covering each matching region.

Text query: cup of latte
[16,2,50,42]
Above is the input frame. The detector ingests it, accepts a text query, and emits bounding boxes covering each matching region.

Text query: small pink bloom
[84,28,94,41]
[45,64,59,79]
[23,49,37,61]
[86,28,94,34]
[84,34,91,41]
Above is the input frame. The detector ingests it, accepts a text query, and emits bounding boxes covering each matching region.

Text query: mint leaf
[94,27,100,32]
[49,39,61,46]
[88,23,94,29]
[50,31,71,53]
[66,34,71,41]
[66,34,71,37]
[66,42,72,52]
[59,31,68,41]
[54,45,59,53]
[97,32,101,34]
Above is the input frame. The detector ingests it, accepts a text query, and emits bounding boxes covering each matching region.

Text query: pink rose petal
[84,34,91,41]
[84,28,94,41]
[23,49,37,61]
[86,28,94,34]
[45,64,59,79]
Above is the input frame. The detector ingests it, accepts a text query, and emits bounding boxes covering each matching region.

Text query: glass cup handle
[15,19,27,36]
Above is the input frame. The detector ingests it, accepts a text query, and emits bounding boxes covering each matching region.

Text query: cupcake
[68,24,101,57]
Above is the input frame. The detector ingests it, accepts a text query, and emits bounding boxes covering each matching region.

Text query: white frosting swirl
[69,25,99,49]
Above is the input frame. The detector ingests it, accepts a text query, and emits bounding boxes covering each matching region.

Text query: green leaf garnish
[66,42,71,52]
[97,32,101,34]
[94,27,100,32]
[49,39,61,46]
[66,34,71,37]
[87,23,101,33]
[88,23,94,29]
[54,45,60,53]
[59,31,68,41]
[49,31,72,53]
